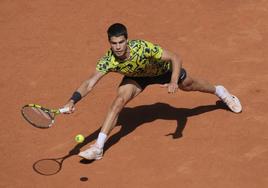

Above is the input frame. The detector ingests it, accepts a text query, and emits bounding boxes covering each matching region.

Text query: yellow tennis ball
[75,134,85,143]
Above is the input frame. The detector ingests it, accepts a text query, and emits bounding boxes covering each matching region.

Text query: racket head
[33,158,62,176]
[21,104,58,128]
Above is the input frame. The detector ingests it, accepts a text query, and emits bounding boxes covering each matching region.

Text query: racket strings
[22,106,53,128]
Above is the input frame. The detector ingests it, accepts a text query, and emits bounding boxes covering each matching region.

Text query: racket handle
[59,107,70,113]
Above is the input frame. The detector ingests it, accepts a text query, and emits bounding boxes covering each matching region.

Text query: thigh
[117,78,142,103]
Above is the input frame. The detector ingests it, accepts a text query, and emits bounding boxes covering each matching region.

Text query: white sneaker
[216,86,242,113]
[78,144,103,160]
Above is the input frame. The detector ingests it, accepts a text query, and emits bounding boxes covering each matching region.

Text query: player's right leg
[78,79,142,160]
[100,78,142,135]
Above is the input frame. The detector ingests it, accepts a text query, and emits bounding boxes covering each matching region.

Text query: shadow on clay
[79,100,229,164]
[32,101,229,172]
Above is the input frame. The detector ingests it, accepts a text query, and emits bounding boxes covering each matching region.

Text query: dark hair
[107,23,128,40]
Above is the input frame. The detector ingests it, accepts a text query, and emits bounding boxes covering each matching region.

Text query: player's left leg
[178,74,242,113]
[178,74,215,94]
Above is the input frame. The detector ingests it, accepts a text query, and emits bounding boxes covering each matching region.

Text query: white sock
[96,132,107,149]
[215,85,228,99]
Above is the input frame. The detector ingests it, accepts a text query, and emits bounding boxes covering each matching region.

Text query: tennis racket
[21,104,69,129]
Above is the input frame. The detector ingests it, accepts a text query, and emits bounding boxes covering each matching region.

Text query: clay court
[1,0,268,187]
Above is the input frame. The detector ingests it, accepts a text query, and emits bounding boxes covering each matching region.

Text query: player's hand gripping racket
[21,104,69,128]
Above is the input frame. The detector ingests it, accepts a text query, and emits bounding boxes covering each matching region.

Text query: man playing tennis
[64,23,242,160]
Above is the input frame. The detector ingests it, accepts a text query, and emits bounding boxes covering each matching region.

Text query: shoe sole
[229,95,242,113]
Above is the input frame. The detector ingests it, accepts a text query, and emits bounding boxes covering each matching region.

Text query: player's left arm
[161,49,183,93]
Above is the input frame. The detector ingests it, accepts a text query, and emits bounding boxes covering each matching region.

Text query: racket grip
[59,107,70,113]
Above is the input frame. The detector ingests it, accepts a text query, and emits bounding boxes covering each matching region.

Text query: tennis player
[63,23,242,160]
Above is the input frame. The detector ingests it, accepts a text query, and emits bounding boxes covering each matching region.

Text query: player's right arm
[63,70,106,113]
[76,70,105,98]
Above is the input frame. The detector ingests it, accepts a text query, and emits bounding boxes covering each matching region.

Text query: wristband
[70,91,82,104]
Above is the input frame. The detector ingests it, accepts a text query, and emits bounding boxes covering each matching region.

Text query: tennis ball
[75,134,85,143]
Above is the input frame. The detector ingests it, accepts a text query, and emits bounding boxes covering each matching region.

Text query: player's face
[109,35,128,58]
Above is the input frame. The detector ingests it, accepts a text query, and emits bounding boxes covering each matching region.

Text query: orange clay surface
[1,0,268,187]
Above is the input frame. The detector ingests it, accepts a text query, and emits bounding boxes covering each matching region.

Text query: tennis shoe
[78,144,103,160]
[216,86,242,113]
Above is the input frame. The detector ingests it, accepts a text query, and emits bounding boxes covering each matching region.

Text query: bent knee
[179,77,194,91]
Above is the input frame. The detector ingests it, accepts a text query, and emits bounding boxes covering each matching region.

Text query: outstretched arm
[64,70,106,113]
[161,49,182,93]
[75,70,105,98]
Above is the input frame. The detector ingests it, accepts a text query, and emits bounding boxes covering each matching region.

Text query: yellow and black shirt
[96,40,171,77]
